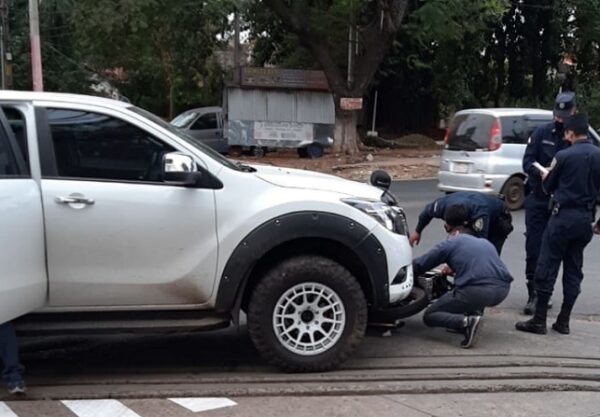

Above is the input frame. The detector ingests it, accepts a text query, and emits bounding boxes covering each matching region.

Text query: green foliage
[578,83,600,130]
[245,0,371,72]
[408,0,508,45]
[9,0,234,117]
[10,0,91,93]
[7,0,600,130]
[70,0,231,117]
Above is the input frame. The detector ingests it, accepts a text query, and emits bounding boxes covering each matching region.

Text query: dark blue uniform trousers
[0,322,23,385]
[535,208,594,308]
[423,284,509,330]
[524,193,551,278]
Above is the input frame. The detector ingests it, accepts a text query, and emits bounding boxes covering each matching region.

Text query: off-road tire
[247,255,367,372]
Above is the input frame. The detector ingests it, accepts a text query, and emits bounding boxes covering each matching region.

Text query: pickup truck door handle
[55,196,95,205]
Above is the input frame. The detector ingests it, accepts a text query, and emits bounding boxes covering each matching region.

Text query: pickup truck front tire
[247,255,367,372]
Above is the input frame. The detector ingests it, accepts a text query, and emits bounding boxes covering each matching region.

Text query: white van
[438,108,600,209]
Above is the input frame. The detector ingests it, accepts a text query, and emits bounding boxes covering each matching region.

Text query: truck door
[188,111,226,153]
[37,106,218,308]
[0,106,47,323]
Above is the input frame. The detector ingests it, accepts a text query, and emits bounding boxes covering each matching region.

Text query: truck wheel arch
[214,212,389,321]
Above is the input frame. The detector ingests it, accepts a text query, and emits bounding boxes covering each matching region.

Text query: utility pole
[233,11,240,85]
[0,6,5,89]
[346,1,354,90]
[0,0,8,89]
[29,0,43,91]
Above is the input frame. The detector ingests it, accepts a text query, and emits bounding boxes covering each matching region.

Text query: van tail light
[443,128,449,148]
[488,118,502,151]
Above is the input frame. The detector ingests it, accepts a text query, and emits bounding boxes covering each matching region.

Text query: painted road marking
[169,397,237,413]
[62,399,142,417]
[0,403,18,417]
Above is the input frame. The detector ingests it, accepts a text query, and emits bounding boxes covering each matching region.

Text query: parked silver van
[437,108,600,210]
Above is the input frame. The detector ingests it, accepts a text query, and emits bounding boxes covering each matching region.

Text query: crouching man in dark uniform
[413,204,513,348]
[410,191,513,255]
[516,113,600,335]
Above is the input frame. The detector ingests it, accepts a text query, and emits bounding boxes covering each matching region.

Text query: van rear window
[447,114,494,151]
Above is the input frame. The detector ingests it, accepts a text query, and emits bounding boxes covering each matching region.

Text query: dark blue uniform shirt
[415,192,504,238]
[413,234,513,288]
[523,122,569,196]
[543,139,600,212]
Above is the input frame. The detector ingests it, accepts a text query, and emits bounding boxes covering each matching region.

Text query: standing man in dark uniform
[521,92,576,314]
[410,191,513,254]
[516,113,600,335]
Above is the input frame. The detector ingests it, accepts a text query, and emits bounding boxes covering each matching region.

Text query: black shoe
[523,279,536,315]
[523,296,536,315]
[523,298,553,315]
[515,318,547,334]
[552,321,570,335]
[461,315,482,349]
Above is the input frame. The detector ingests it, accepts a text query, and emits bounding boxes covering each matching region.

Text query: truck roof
[0,91,131,108]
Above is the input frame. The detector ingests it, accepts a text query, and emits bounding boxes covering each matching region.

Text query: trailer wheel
[251,146,267,158]
[306,143,324,159]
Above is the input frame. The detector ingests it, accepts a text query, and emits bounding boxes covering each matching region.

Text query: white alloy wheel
[272,282,346,356]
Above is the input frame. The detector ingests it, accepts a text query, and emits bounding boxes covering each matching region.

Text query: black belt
[551,201,595,216]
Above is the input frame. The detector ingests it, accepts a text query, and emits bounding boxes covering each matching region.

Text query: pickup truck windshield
[129,106,240,171]
[170,111,198,128]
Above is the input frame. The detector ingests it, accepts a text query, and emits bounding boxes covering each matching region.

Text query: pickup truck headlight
[390,206,409,236]
[342,198,407,233]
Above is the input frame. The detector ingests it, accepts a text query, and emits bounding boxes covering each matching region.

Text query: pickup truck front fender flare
[214,211,389,315]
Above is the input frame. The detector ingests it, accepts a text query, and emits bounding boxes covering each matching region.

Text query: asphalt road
[390,179,600,317]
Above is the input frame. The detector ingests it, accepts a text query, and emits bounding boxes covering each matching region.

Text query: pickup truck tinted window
[0,128,19,177]
[190,113,218,130]
[48,108,174,182]
[2,107,29,174]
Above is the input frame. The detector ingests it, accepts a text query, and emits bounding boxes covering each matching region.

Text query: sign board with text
[340,97,363,111]
[254,121,314,142]
[241,68,330,91]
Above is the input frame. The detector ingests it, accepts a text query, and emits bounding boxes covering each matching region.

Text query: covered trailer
[225,68,335,158]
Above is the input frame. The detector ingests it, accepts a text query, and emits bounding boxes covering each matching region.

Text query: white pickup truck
[0,91,417,372]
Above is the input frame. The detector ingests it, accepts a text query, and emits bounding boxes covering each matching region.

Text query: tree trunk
[333,109,359,155]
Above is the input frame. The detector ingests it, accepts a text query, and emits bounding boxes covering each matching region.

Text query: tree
[10,0,91,93]
[372,0,508,131]
[71,0,230,118]
[261,0,409,154]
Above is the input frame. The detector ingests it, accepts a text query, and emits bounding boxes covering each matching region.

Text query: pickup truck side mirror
[162,152,223,189]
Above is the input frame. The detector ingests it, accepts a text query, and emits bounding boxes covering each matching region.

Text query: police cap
[554,91,577,119]
[563,113,588,136]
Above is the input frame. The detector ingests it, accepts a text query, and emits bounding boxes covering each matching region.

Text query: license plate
[451,162,469,174]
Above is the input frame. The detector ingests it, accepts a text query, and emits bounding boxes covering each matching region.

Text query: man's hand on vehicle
[594,222,600,235]
[409,231,421,246]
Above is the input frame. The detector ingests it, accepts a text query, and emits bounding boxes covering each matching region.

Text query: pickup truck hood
[252,165,383,199]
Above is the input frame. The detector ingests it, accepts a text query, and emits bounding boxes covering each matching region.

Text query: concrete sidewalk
[198,392,600,417]
[357,307,600,361]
